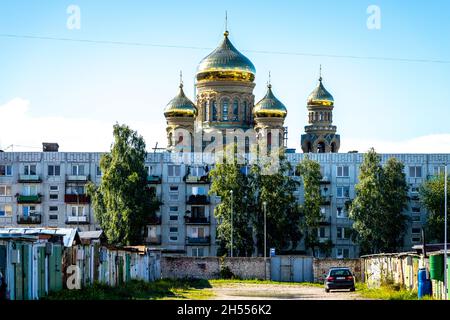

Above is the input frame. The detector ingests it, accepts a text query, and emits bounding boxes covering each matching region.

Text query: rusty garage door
[271,256,313,282]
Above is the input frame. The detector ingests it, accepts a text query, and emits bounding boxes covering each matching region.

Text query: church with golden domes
[163,28,339,154]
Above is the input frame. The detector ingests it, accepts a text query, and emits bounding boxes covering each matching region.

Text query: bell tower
[301,67,340,153]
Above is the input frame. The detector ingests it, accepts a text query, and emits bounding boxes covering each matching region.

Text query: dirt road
[210,283,366,300]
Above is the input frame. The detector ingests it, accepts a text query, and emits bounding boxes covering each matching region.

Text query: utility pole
[445,163,448,300]
[230,190,234,257]
[263,201,267,280]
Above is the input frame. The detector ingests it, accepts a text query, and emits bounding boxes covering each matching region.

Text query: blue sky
[0,0,449,152]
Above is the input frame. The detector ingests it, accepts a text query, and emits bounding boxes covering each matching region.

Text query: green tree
[296,156,323,256]
[381,158,409,251]
[87,124,156,245]
[350,148,408,254]
[209,151,254,257]
[252,152,302,256]
[420,173,450,243]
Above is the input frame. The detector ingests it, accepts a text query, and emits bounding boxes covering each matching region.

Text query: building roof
[307,77,334,106]
[253,84,287,118]
[164,83,197,118]
[0,227,80,247]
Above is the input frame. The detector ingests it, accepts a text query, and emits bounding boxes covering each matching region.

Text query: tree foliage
[350,148,408,254]
[420,172,450,243]
[87,124,156,246]
[296,156,323,256]
[208,148,302,256]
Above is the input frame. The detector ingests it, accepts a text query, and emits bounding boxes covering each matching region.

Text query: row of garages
[0,228,161,300]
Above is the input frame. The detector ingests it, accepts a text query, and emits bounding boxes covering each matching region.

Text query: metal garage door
[271,256,313,282]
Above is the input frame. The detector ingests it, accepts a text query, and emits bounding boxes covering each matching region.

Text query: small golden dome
[307,77,334,106]
[253,84,287,118]
[164,84,197,118]
[196,31,256,82]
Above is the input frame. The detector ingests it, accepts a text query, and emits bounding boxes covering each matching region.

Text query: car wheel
[325,288,330,293]
[350,287,355,292]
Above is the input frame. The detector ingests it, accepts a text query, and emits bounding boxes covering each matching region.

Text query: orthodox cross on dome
[319,64,322,82]
[224,11,229,37]
[267,71,272,88]
[179,70,183,88]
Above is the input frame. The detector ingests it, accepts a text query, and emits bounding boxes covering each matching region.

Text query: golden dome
[253,84,287,118]
[307,77,334,106]
[164,84,197,118]
[196,31,256,82]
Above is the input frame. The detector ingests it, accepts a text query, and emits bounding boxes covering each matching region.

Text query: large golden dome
[196,31,256,82]
[307,77,334,106]
[164,84,197,118]
[253,84,287,118]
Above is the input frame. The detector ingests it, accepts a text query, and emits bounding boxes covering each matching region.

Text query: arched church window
[222,99,229,121]
[317,141,326,153]
[203,101,207,121]
[331,142,337,153]
[233,99,239,121]
[245,136,250,154]
[320,112,324,121]
[212,100,217,121]
[267,132,272,153]
[243,101,248,121]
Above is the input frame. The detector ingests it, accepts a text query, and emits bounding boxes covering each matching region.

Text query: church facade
[0,30,448,258]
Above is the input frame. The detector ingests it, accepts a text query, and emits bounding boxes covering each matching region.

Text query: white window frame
[409,166,422,178]
[71,205,86,217]
[24,164,37,175]
[169,235,178,242]
[0,204,12,216]
[168,165,180,177]
[23,185,38,196]
[48,164,61,176]
[337,186,350,198]
[337,166,349,177]
[72,164,85,176]
[0,185,12,196]
[0,165,12,176]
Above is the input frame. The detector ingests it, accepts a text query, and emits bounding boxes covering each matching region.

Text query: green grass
[44,279,214,300]
[355,282,424,300]
[209,279,323,287]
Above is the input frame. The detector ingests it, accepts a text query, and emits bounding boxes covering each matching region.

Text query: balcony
[17,213,41,224]
[18,174,41,183]
[65,215,90,225]
[321,195,332,205]
[64,194,91,204]
[147,215,162,224]
[184,216,210,224]
[146,235,162,245]
[186,236,210,245]
[186,194,210,205]
[184,174,210,184]
[66,175,90,183]
[147,175,162,184]
[17,194,42,204]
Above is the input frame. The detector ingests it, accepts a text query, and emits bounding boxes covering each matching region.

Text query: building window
[0,204,12,216]
[168,165,180,177]
[0,185,12,196]
[191,227,205,238]
[71,206,85,216]
[23,185,38,196]
[0,165,12,176]
[337,248,350,259]
[412,207,421,213]
[192,247,205,257]
[49,206,58,212]
[409,166,422,178]
[169,227,178,233]
[232,99,239,121]
[222,99,229,121]
[337,227,351,239]
[317,227,326,238]
[412,228,421,234]
[192,186,207,196]
[96,166,102,176]
[169,235,178,242]
[412,237,421,243]
[49,215,58,220]
[24,164,37,175]
[49,194,58,200]
[337,166,349,177]
[169,185,179,192]
[49,185,59,192]
[23,205,36,216]
[433,166,445,176]
[72,165,85,176]
[337,186,350,198]
[412,215,421,222]
[66,186,84,195]
[169,206,178,212]
[243,101,247,121]
[212,100,217,121]
[48,165,60,176]
[337,207,347,218]
[169,215,178,221]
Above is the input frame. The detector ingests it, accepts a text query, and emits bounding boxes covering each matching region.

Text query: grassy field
[355,282,424,300]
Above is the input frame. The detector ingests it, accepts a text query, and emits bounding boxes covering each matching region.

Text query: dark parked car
[324,267,355,292]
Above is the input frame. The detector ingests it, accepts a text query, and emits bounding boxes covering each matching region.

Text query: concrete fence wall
[313,258,362,283]
[161,256,267,280]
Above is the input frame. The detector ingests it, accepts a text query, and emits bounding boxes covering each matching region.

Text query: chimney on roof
[42,142,59,152]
